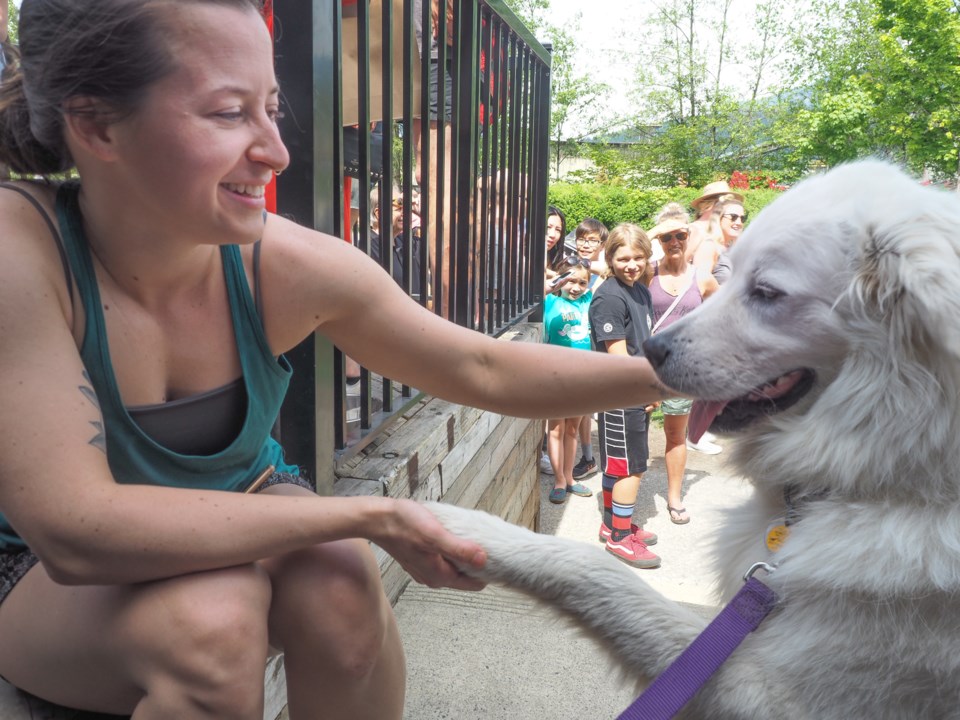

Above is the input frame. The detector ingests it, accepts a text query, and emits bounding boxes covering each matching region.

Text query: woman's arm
[260,216,672,420]
[0,203,485,589]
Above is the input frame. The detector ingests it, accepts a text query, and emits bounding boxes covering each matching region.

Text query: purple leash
[617,563,778,720]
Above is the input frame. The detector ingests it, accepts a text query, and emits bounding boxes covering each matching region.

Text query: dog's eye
[751,284,783,301]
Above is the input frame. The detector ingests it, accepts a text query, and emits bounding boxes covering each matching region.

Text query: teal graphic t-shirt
[543,292,593,350]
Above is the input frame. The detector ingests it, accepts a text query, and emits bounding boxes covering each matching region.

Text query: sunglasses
[721,213,748,223]
[658,230,689,243]
[560,255,592,270]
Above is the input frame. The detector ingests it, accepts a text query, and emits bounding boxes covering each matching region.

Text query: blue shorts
[598,407,649,478]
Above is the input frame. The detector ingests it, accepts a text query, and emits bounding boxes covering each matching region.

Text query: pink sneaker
[605,532,661,569]
[599,521,657,546]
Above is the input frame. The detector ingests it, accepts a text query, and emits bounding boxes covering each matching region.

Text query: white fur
[426,161,960,718]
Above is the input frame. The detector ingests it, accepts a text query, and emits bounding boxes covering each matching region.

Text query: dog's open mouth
[688,369,815,441]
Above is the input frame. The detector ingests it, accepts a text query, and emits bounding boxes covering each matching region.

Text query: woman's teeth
[223,183,265,198]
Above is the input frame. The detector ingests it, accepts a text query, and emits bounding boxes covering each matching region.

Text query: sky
[536,0,795,136]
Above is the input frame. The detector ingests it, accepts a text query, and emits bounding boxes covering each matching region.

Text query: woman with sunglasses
[648,219,719,524]
[693,198,748,285]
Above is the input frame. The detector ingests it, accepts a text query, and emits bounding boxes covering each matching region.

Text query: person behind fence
[589,224,661,569]
[542,258,594,505]
[0,2,676,718]
[647,218,720,525]
[540,204,567,475]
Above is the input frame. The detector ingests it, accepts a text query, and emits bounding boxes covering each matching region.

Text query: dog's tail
[426,501,706,682]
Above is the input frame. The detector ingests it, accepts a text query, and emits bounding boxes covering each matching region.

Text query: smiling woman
[0,1,675,718]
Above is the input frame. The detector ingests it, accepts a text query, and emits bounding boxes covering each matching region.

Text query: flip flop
[549,488,568,504]
[668,505,691,525]
[566,483,594,497]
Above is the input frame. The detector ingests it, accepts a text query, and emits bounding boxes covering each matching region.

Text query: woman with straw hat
[647,217,720,523]
[686,180,744,264]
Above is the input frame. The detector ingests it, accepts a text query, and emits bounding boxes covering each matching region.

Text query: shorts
[0,472,314,608]
[429,57,454,121]
[598,407,649,478]
[661,397,693,416]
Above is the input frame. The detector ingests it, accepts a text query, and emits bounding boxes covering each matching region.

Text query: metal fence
[267,0,550,490]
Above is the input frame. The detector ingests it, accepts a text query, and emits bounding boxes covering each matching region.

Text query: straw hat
[690,181,745,212]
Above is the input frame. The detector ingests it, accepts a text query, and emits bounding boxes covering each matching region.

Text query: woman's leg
[258,484,406,720]
[0,561,273,719]
[663,413,691,523]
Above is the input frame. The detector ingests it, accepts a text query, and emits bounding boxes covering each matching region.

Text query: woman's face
[719,204,746,245]
[657,228,688,263]
[106,4,290,246]
[546,213,563,249]
[610,243,647,287]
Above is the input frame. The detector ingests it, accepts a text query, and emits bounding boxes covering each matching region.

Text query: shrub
[547,184,784,231]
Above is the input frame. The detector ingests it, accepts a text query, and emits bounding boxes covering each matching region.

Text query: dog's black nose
[642,335,670,369]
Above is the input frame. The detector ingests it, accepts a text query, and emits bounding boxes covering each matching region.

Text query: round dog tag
[765,522,790,552]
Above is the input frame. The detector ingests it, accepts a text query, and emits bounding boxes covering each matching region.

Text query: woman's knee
[127,564,272,714]
[266,539,393,679]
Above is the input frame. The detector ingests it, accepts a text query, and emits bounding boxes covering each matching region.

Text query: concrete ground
[396,422,754,719]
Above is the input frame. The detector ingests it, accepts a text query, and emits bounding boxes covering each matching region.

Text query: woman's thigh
[0,560,272,715]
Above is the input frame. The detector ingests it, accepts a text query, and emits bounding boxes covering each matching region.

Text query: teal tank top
[0,183,298,552]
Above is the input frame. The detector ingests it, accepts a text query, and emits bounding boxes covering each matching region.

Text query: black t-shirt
[589,278,653,357]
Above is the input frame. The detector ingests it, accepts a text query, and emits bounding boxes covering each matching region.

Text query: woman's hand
[372,499,488,591]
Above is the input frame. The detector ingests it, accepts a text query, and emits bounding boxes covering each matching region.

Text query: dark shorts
[0,472,314,608]
[429,57,454,121]
[598,407,649,478]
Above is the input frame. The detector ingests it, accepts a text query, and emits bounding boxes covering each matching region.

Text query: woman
[0,2,672,718]
[647,219,719,524]
[693,197,748,284]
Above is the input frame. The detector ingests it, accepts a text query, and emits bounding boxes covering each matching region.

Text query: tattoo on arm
[79,370,106,453]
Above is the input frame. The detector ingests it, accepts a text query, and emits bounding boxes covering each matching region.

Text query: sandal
[549,487,568,504]
[566,483,593,498]
[668,505,691,525]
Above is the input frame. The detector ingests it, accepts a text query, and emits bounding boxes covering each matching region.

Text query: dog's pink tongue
[688,400,727,443]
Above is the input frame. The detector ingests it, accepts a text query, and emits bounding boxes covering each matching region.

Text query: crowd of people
[541,179,747,568]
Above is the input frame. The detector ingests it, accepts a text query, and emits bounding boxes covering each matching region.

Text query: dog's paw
[424,501,550,578]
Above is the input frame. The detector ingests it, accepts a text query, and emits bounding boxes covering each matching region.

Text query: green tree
[623,0,793,187]
[503,0,608,179]
[872,0,960,185]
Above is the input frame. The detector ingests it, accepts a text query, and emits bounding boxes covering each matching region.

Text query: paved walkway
[396,423,754,719]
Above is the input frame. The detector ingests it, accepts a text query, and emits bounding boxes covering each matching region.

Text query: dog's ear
[852,205,960,360]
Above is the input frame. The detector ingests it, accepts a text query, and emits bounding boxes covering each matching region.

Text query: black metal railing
[270,0,550,490]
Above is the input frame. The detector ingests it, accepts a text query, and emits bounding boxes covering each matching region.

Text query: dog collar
[617,563,778,720]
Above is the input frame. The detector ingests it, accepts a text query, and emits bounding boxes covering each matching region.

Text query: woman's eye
[216,111,243,122]
[268,109,286,123]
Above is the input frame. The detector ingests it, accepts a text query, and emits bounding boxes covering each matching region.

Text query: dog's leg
[426,501,706,682]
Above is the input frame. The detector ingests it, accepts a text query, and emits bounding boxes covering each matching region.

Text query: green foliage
[547,183,783,231]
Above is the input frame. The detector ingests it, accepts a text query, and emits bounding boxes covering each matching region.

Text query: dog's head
[645,161,960,497]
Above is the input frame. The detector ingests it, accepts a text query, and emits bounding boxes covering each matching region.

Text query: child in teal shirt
[542,261,594,503]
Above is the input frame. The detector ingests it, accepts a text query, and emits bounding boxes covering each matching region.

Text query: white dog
[427,161,960,719]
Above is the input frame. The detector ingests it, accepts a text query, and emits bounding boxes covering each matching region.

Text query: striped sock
[611,499,635,542]
[602,474,617,530]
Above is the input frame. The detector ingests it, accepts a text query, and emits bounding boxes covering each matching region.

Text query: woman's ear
[61,97,122,162]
